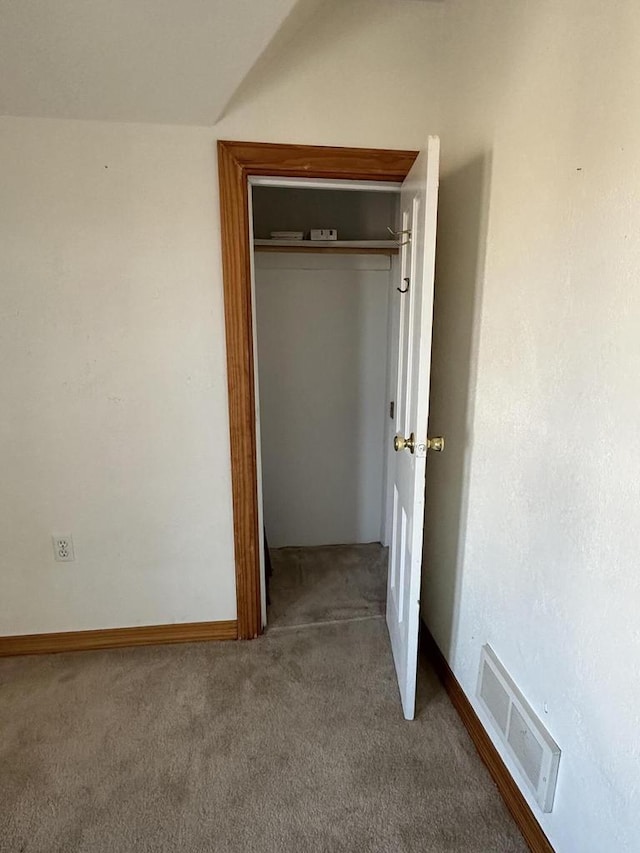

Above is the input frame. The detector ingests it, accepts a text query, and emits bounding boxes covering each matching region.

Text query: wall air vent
[477,645,561,812]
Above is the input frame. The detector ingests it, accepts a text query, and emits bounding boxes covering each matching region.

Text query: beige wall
[0,0,443,633]
[0,120,237,632]
[422,2,640,850]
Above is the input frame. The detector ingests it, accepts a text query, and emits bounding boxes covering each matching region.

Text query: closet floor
[267,542,388,630]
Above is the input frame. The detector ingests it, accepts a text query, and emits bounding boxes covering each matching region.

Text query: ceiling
[0,0,302,125]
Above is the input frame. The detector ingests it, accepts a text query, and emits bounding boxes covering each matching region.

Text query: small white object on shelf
[270,231,304,240]
[310,228,337,241]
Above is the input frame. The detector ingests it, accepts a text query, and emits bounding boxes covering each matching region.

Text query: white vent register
[477,645,561,812]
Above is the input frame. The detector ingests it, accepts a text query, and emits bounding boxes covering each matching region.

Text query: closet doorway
[252,179,400,636]
[218,141,441,720]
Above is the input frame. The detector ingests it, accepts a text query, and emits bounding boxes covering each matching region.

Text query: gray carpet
[0,547,526,853]
[268,543,388,628]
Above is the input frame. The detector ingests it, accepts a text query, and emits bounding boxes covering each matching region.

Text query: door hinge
[389,401,395,419]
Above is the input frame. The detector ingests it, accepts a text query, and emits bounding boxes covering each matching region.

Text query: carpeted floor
[0,545,526,853]
[268,543,388,628]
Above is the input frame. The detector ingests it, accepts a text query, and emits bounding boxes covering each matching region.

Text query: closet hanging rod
[253,239,399,256]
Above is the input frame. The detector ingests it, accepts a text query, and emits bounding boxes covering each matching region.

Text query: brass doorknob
[394,433,415,453]
[427,436,445,452]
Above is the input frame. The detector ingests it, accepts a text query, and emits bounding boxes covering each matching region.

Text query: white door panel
[386,137,440,720]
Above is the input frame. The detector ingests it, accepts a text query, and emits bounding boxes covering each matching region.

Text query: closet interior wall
[253,186,400,549]
[252,187,396,241]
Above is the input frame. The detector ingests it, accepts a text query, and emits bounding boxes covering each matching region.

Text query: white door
[386,137,441,720]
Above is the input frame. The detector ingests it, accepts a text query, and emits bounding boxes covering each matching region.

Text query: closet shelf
[254,239,399,256]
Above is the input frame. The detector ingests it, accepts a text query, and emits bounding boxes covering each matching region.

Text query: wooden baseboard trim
[421,627,555,853]
[0,619,238,657]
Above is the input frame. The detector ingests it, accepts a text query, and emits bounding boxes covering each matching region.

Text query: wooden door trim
[0,620,238,656]
[217,140,418,639]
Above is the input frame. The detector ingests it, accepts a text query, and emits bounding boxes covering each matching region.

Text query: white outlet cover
[52,535,75,562]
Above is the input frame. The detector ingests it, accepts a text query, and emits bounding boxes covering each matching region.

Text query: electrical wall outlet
[52,535,75,562]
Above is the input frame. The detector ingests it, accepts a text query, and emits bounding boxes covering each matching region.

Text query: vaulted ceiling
[0,0,303,125]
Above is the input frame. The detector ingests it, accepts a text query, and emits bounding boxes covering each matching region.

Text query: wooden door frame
[217,140,418,639]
